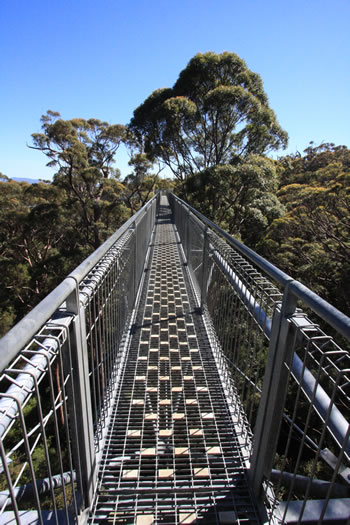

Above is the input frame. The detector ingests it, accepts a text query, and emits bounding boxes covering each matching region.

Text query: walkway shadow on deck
[157,204,173,224]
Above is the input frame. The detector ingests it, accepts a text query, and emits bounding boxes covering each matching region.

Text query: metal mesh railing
[0,318,80,523]
[169,193,350,524]
[0,195,158,522]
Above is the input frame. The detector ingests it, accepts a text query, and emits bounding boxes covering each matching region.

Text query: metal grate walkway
[89,197,260,524]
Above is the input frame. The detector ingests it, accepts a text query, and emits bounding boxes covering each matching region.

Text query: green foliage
[262,143,350,314]
[183,155,285,246]
[31,111,128,249]
[130,52,288,181]
[0,112,132,335]
[0,179,79,334]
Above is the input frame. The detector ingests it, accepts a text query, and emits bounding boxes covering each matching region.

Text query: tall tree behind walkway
[130,52,288,181]
[31,111,127,249]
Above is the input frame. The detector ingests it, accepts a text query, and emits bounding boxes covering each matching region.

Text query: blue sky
[1,0,349,181]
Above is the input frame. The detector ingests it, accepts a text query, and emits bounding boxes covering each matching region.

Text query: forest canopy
[0,52,349,335]
[130,52,288,181]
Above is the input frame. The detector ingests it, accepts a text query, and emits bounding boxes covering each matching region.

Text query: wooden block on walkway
[173,413,185,420]
[194,467,210,477]
[159,429,173,437]
[145,414,157,420]
[122,469,139,479]
[190,428,203,436]
[127,430,141,437]
[179,512,197,524]
[141,447,156,456]
[202,412,214,419]
[175,447,189,455]
[206,446,221,454]
[136,514,155,525]
[158,468,174,479]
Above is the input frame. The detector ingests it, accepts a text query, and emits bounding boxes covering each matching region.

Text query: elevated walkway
[89,197,260,523]
[1,193,349,524]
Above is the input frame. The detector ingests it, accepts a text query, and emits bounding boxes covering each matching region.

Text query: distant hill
[11,177,41,184]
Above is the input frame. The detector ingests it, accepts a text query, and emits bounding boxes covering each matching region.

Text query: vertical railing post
[185,206,191,262]
[154,194,158,227]
[250,282,297,497]
[200,226,209,312]
[66,284,96,509]
[133,220,137,300]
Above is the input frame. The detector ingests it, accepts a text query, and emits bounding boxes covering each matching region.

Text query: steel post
[66,285,96,509]
[133,220,137,300]
[249,283,297,497]
[185,206,190,262]
[200,226,209,311]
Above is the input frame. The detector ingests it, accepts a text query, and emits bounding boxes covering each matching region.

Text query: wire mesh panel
[261,305,350,524]
[204,233,281,444]
[81,230,136,444]
[169,195,282,446]
[80,200,156,449]
[0,317,81,523]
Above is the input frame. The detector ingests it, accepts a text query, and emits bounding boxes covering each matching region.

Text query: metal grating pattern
[89,197,260,524]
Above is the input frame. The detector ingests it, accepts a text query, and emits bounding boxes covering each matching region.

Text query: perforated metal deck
[89,197,260,524]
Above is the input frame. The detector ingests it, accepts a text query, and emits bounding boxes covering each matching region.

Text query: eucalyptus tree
[130,52,288,181]
[264,143,350,314]
[0,177,75,334]
[31,111,127,248]
[185,155,284,246]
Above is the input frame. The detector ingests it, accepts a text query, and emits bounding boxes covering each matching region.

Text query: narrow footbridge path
[89,197,260,523]
[1,192,349,525]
